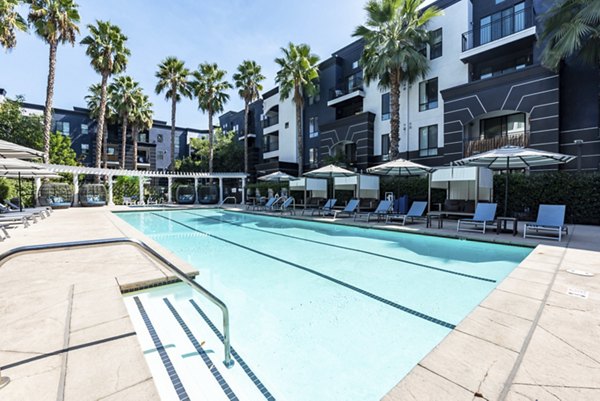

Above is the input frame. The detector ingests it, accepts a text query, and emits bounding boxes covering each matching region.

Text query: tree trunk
[96,72,109,169]
[132,125,138,170]
[243,100,249,176]
[120,115,128,169]
[170,85,177,170]
[295,93,303,176]
[42,42,58,164]
[390,70,401,160]
[208,112,214,175]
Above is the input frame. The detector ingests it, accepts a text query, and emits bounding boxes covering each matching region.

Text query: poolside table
[427,211,475,229]
[496,216,518,236]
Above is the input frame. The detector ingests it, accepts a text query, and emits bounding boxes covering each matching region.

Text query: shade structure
[257,171,296,182]
[0,140,44,160]
[367,158,435,176]
[454,145,576,216]
[0,159,55,211]
[303,164,356,179]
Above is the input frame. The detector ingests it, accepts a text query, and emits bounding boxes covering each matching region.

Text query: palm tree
[233,60,265,177]
[0,0,28,50]
[540,0,600,70]
[191,62,232,175]
[353,0,441,160]
[26,0,80,163]
[155,57,192,170]
[130,90,153,170]
[81,20,130,169]
[109,75,140,168]
[275,42,320,176]
[85,83,116,162]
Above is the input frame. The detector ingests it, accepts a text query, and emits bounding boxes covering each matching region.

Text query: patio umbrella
[257,171,296,182]
[304,164,356,200]
[454,145,576,216]
[0,139,44,160]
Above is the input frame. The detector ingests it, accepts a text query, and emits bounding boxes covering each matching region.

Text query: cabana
[334,174,380,209]
[198,184,219,204]
[289,177,327,208]
[38,182,73,209]
[79,184,107,207]
[428,166,493,213]
[176,185,196,204]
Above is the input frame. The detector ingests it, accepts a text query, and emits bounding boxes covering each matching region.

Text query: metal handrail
[218,196,237,208]
[0,237,234,368]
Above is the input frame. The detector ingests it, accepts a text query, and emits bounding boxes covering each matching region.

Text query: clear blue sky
[0,0,368,128]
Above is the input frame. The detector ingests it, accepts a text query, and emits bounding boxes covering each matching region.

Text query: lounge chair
[523,204,568,242]
[270,197,295,215]
[253,197,277,211]
[354,200,393,222]
[3,201,51,218]
[332,199,360,219]
[386,201,428,225]
[309,199,337,216]
[457,203,497,234]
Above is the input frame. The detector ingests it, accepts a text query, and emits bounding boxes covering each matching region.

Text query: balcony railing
[263,138,279,153]
[262,115,279,128]
[329,73,364,100]
[464,131,529,157]
[462,6,534,52]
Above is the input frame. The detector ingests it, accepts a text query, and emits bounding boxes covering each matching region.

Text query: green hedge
[380,176,446,204]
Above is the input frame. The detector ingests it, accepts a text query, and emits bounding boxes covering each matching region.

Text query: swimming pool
[117,209,531,401]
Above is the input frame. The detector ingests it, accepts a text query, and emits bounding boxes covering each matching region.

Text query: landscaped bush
[380,176,446,204]
[113,176,139,205]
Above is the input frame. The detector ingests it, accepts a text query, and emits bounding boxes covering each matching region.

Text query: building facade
[220,0,600,179]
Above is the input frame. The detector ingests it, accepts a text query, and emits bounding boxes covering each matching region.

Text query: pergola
[37,164,247,206]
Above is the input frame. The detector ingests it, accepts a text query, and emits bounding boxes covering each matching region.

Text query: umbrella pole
[18,172,23,212]
[504,158,509,217]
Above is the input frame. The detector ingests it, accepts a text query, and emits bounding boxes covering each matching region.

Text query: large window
[419,125,438,157]
[381,134,390,161]
[55,121,70,136]
[309,116,319,134]
[81,123,88,136]
[480,113,526,139]
[430,29,442,59]
[81,143,89,156]
[480,2,526,45]
[381,93,390,121]
[309,147,318,167]
[419,78,438,111]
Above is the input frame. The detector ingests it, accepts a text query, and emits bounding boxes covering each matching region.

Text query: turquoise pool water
[118,209,531,401]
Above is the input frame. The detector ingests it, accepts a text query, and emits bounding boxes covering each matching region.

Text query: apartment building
[220,0,600,179]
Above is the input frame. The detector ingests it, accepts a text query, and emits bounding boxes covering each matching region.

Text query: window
[157,134,163,143]
[495,0,505,3]
[352,60,359,69]
[381,93,390,121]
[418,44,427,57]
[309,147,318,167]
[381,134,390,161]
[138,132,149,143]
[81,124,88,136]
[430,29,442,59]
[480,2,526,45]
[81,143,89,156]
[54,121,70,136]
[107,146,116,156]
[157,152,164,161]
[480,113,526,139]
[419,125,438,156]
[419,78,438,111]
[308,84,321,105]
[284,122,289,129]
[309,116,319,136]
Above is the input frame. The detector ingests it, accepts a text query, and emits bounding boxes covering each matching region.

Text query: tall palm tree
[155,57,192,170]
[275,42,320,176]
[191,62,232,175]
[109,75,140,168]
[353,0,441,160]
[0,0,28,50]
[233,60,265,176]
[26,0,80,163]
[85,83,116,161]
[130,90,153,170]
[540,0,600,70]
[81,20,129,169]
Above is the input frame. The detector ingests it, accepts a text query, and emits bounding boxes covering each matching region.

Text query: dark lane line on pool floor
[183,211,496,284]
[151,212,456,330]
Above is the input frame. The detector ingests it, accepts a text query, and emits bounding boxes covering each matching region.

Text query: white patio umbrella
[0,140,44,160]
[304,164,356,200]
[367,158,435,176]
[454,145,576,216]
[257,171,296,182]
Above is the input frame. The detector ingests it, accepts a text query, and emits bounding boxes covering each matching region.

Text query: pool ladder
[218,196,238,208]
[0,237,234,368]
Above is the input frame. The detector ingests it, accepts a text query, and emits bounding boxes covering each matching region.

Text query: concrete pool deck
[0,205,598,400]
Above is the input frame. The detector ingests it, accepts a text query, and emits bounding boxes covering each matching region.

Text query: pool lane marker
[151,212,456,330]
[184,211,496,284]
[163,298,240,401]
[189,299,277,401]
[133,297,191,401]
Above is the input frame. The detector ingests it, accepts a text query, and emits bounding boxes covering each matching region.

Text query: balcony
[460,6,535,62]
[327,72,365,107]
[464,131,529,157]
[261,115,279,129]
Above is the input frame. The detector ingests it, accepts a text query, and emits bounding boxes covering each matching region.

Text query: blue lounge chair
[386,201,428,225]
[355,200,393,222]
[332,199,360,219]
[457,203,497,234]
[524,204,568,242]
[254,197,277,211]
[311,199,337,216]
[270,197,295,215]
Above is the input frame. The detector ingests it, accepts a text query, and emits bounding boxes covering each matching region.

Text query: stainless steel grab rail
[0,237,234,368]
[218,196,237,208]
